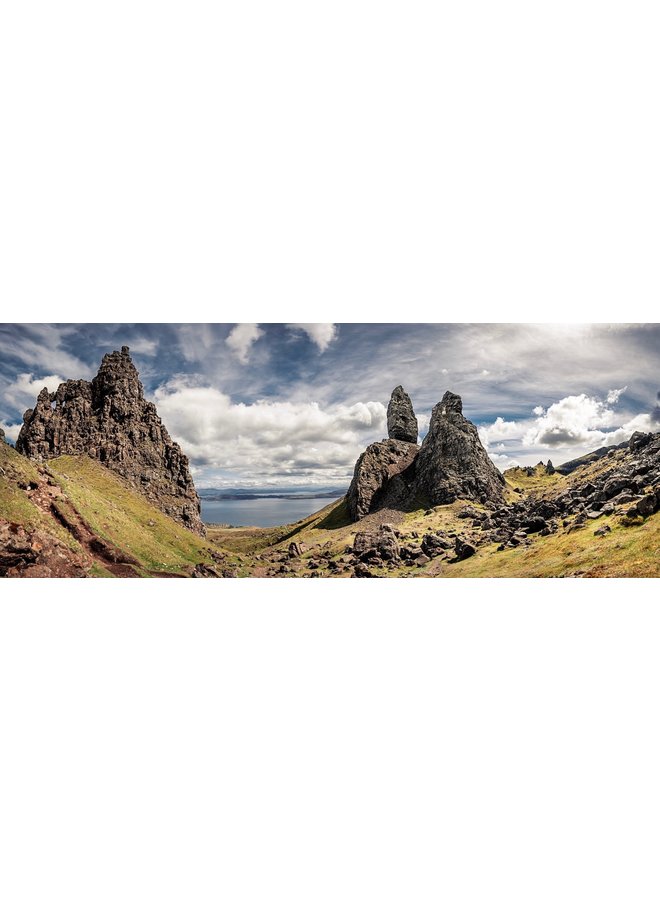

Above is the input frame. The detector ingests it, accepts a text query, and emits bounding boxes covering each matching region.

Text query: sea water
[201,497,329,528]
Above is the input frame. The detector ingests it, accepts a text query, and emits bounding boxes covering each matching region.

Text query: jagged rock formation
[415,391,505,506]
[15,347,204,533]
[346,387,505,520]
[346,439,419,520]
[387,386,418,443]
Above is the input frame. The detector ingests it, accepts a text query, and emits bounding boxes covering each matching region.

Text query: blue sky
[1,323,658,488]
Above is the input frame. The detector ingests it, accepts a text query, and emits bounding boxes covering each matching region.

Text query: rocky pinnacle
[15,346,204,534]
[346,387,505,520]
[387,385,418,443]
[415,390,505,506]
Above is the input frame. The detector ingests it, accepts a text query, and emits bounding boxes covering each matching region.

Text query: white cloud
[523,392,650,450]
[127,337,158,356]
[3,373,64,413]
[523,394,613,448]
[478,416,527,448]
[152,378,386,484]
[286,323,337,352]
[487,451,521,470]
[225,323,264,364]
[533,406,545,416]
[0,324,91,380]
[0,421,21,442]
[607,386,627,404]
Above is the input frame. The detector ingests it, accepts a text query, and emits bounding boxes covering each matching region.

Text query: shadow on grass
[313,498,351,531]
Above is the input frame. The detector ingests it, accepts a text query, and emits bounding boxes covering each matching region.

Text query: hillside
[0,441,239,577]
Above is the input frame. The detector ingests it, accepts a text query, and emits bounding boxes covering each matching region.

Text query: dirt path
[27,473,143,577]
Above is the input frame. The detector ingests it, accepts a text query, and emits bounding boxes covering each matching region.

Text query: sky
[1,323,659,489]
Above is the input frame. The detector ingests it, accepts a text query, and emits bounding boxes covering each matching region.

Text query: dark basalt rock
[387,385,418,443]
[346,438,419,521]
[629,431,652,451]
[346,387,505,521]
[415,391,505,506]
[15,346,204,534]
[353,527,400,561]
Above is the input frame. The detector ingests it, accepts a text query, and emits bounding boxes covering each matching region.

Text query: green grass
[0,443,83,551]
[504,463,563,497]
[441,514,660,578]
[49,455,222,575]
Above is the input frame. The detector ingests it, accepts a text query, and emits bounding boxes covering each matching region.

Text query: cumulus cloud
[286,324,337,352]
[0,421,21,442]
[3,373,64,414]
[478,417,527,448]
[523,394,615,448]
[523,392,652,450]
[152,378,386,484]
[225,324,264,364]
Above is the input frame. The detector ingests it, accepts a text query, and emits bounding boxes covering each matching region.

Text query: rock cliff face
[15,347,204,533]
[346,439,420,520]
[415,391,505,506]
[346,386,504,520]
[387,386,418,443]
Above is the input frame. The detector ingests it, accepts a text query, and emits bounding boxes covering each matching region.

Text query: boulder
[421,532,453,558]
[387,385,418,443]
[629,431,652,451]
[603,476,634,499]
[353,527,400,561]
[452,538,476,562]
[628,494,657,518]
[523,515,547,533]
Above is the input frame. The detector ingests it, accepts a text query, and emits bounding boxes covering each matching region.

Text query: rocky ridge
[15,347,204,533]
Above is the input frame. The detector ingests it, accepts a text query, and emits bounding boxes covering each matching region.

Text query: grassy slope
[48,455,225,575]
[0,442,82,552]
[443,515,660,578]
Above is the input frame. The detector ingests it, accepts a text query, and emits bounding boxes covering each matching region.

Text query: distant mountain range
[198,487,347,501]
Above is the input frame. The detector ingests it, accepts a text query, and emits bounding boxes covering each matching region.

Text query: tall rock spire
[16,347,204,533]
[387,385,418,443]
[415,391,505,505]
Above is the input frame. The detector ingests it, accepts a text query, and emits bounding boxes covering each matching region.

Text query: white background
[1,0,659,897]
